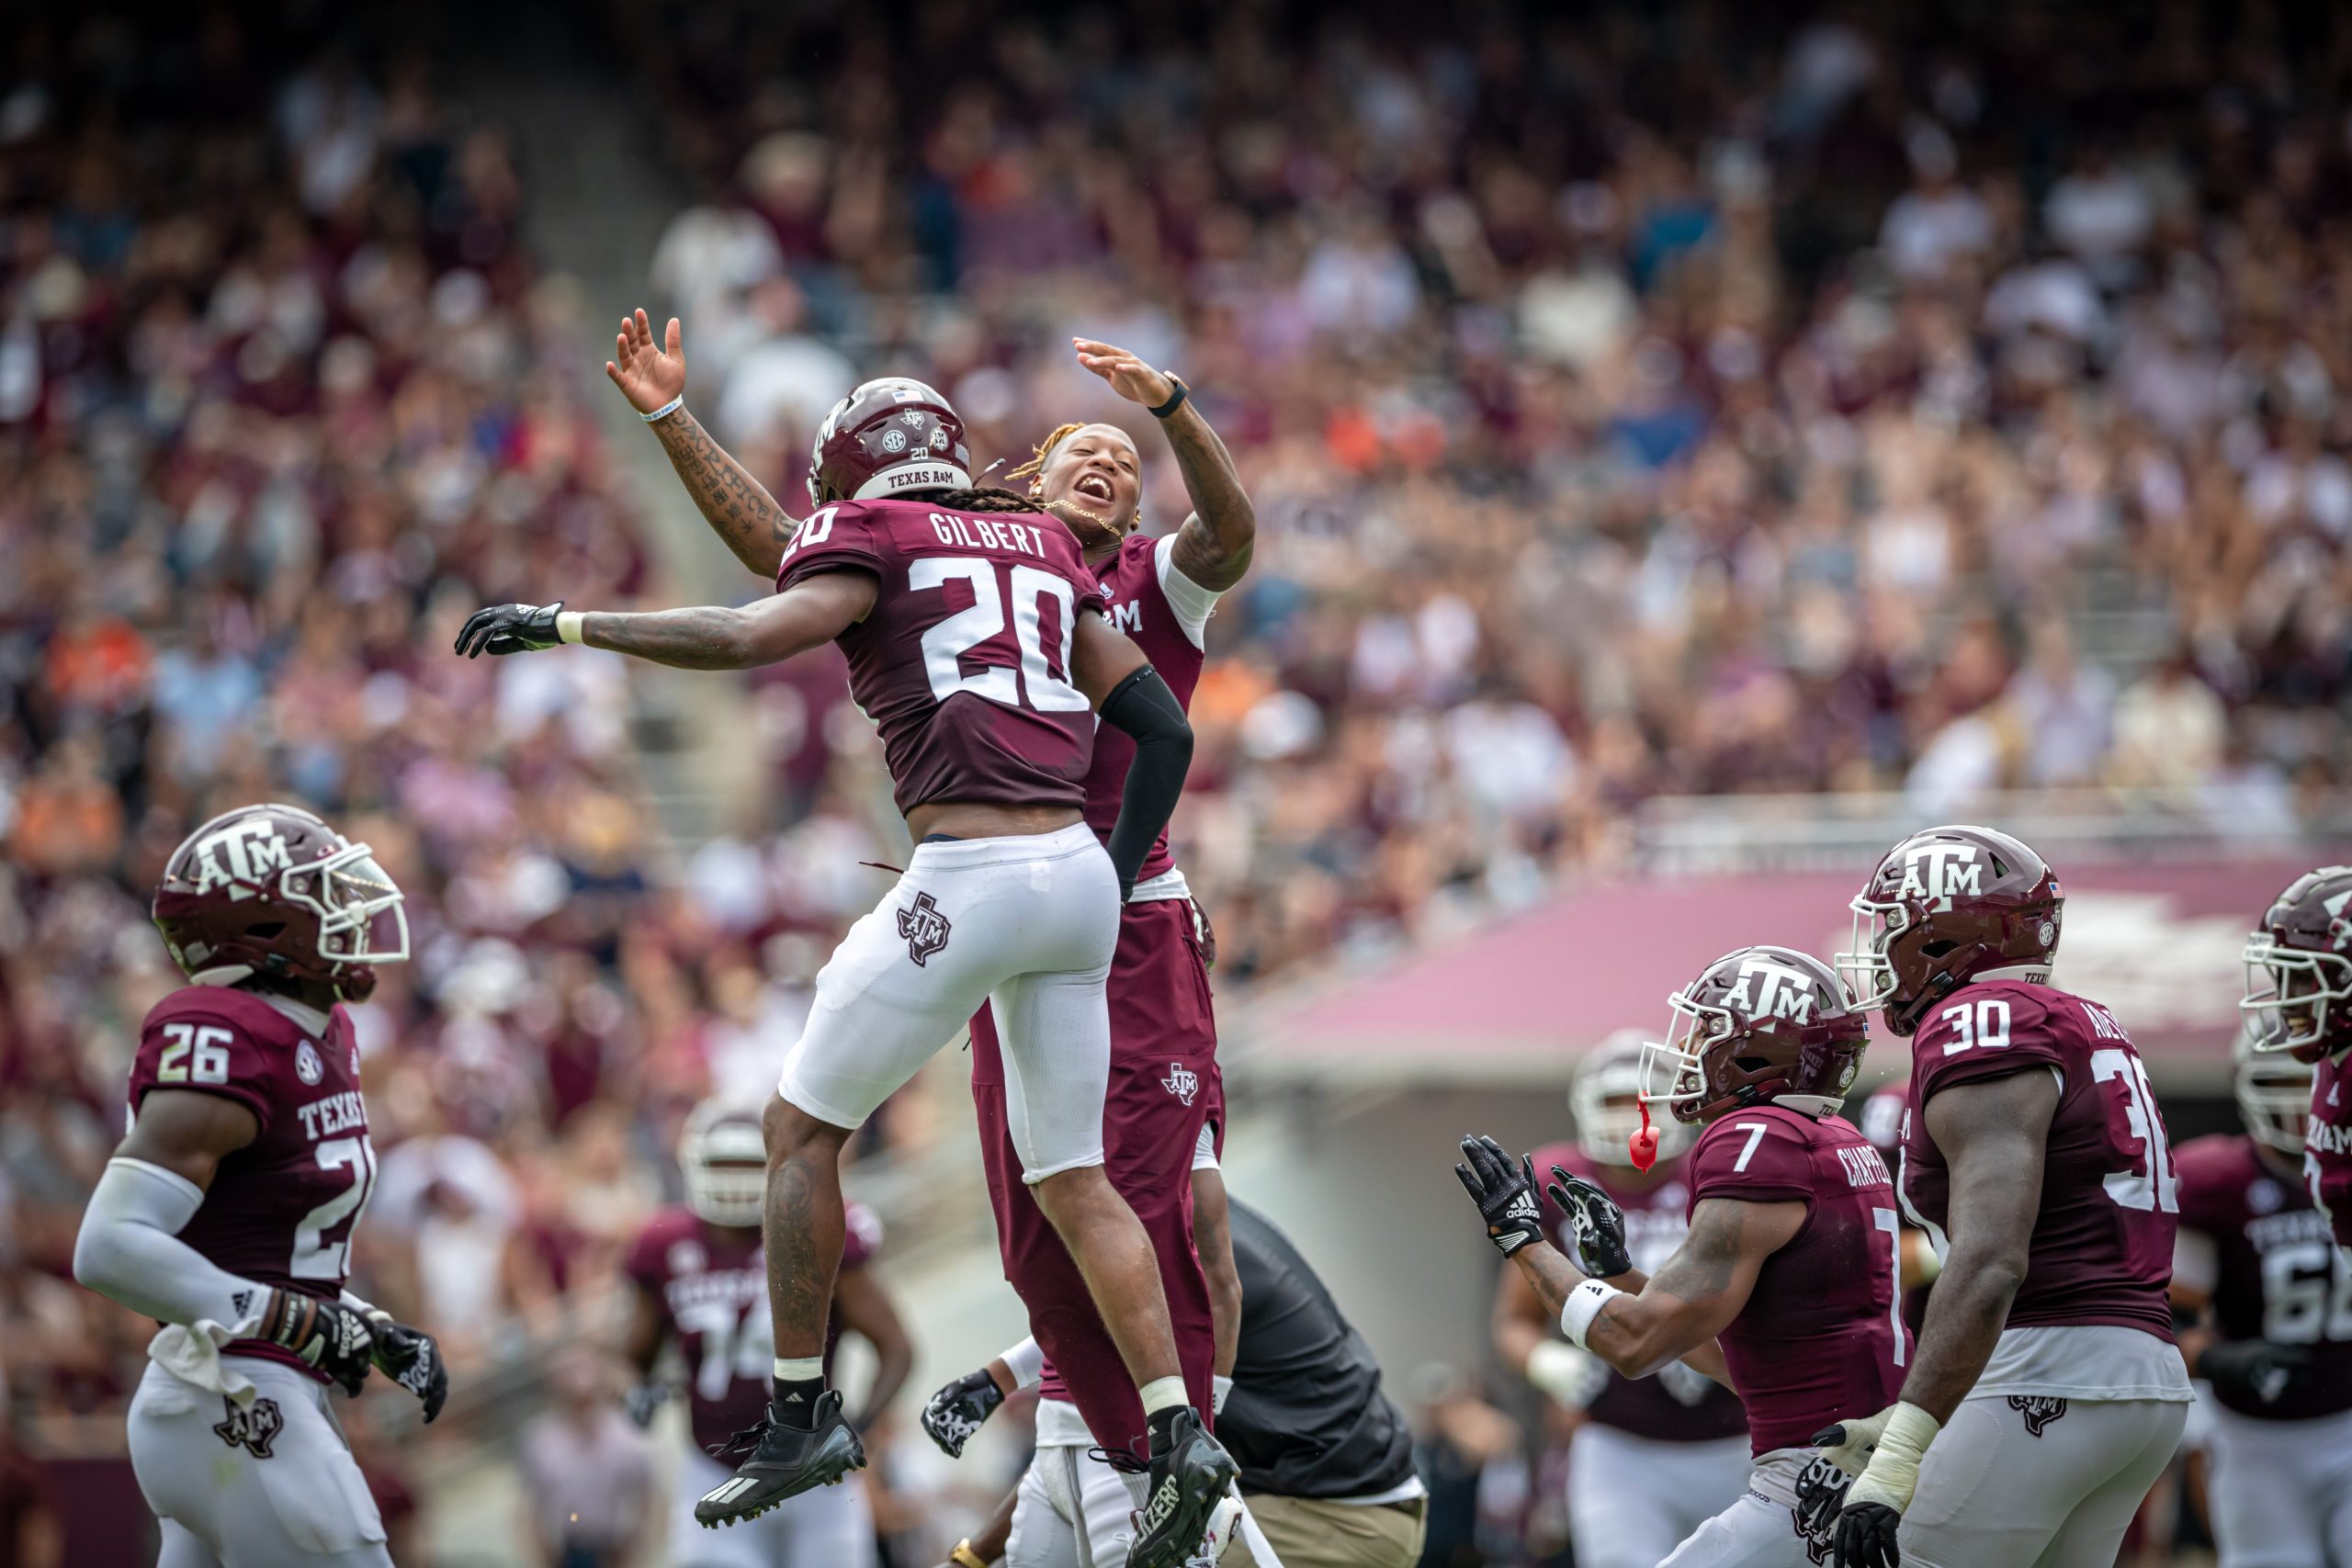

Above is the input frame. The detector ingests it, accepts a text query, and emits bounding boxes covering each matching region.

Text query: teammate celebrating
[2242,863,2352,1252]
[1816,825,2192,1568]
[456,378,1235,1566]
[625,1097,912,1568]
[1455,946,1902,1566]
[1493,1034,1749,1568]
[605,312,1260,1477]
[73,804,445,1568]
[2173,1029,2352,1566]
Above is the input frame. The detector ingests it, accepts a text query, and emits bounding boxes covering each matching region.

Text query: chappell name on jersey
[1837,1144,1894,1190]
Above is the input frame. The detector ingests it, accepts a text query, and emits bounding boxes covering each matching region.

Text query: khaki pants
[1243,1492,1426,1568]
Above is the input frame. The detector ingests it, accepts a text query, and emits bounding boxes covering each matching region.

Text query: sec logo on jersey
[295,1041,323,1086]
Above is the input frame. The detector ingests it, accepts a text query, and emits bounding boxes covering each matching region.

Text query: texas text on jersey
[1686,1107,1906,1455]
[2175,1134,2352,1421]
[626,1201,880,1454]
[1531,1143,1748,1441]
[775,496,1105,814]
[127,986,373,1382]
[1898,981,2178,1341]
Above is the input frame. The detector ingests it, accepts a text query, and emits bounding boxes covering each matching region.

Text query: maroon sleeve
[1688,1112,1819,1206]
[623,1212,681,1292]
[2169,1135,2245,1239]
[775,501,889,594]
[842,1201,882,1270]
[1912,985,2065,1104]
[130,995,279,1134]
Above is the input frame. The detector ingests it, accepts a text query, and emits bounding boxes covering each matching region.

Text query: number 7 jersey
[777,498,1105,816]
[1898,980,2178,1341]
[125,986,375,1384]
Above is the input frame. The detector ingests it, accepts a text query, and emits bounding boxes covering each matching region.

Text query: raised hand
[1454,1135,1547,1258]
[1547,1168,1633,1278]
[1073,337,1177,409]
[607,309,686,416]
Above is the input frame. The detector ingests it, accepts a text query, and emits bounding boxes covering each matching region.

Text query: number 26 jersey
[1898,980,2178,1342]
[777,498,1106,816]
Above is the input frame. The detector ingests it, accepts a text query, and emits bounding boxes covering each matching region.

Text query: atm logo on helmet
[1895,843,1983,909]
[189,818,293,898]
[1722,954,1818,1023]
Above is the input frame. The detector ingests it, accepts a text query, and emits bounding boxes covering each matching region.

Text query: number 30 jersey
[126,986,375,1384]
[1899,980,2178,1342]
[776,498,1106,816]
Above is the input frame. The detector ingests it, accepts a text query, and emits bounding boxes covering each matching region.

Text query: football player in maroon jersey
[73,804,444,1568]
[1493,1034,1751,1568]
[457,378,1234,1565]
[1817,825,2191,1568]
[2173,1028,2352,1566]
[624,1098,911,1568]
[603,314,1260,1478]
[2242,863,2352,1255]
[1455,946,1903,1566]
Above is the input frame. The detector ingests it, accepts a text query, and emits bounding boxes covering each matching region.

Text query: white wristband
[640,393,685,423]
[1000,1336,1046,1391]
[1559,1278,1624,1349]
[556,611,585,645]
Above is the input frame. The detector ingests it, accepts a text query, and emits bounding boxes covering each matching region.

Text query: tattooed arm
[606,310,796,579]
[1893,1068,2057,1422]
[1509,1196,1804,1380]
[651,406,796,579]
[1072,337,1256,591]
[579,571,876,671]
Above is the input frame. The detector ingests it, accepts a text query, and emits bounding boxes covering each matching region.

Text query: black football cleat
[1126,1409,1239,1568]
[693,1390,866,1528]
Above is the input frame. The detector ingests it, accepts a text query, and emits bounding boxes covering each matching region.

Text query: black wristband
[1148,377,1189,419]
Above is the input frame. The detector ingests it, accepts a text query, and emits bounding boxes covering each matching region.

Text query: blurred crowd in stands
[1,0,2347,1561]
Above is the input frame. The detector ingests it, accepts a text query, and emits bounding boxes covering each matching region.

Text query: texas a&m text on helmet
[2242,864,2352,1063]
[806,377,974,508]
[1838,823,2063,1037]
[151,803,408,1003]
[1638,945,1869,1126]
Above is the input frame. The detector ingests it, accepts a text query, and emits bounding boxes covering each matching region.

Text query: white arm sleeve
[1153,534,1223,649]
[1192,1120,1220,1172]
[74,1158,268,1333]
[999,1335,1046,1390]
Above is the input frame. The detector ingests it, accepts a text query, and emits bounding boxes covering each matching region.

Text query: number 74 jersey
[1897,980,2179,1343]
[127,987,376,1384]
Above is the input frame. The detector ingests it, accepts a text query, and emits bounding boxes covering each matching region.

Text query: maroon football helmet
[806,377,974,507]
[2242,864,2352,1063]
[1838,824,2063,1036]
[152,804,408,1003]
[1638,946,1871,1125]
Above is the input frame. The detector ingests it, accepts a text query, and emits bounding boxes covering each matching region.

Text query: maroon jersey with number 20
[776,498,1106,815]
[126,986,375,1383]
[1899,980,2178,1339]
[1686,1106,1907,1455]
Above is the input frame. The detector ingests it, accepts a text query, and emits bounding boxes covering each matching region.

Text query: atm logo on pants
[899,892,953,966]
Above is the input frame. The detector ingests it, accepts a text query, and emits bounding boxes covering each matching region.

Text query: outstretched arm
[456,571,877,671]
[1509,1197,1798,1379]
[1073,339,1255,591]
[608,310,796,580]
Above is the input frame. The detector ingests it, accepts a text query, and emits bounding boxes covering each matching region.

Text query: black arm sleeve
[1096,664,1194,899]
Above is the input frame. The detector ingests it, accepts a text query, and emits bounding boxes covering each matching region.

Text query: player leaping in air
[456,377,1235,1568]
[605,312,1261,1547]
[74,805,446,1568]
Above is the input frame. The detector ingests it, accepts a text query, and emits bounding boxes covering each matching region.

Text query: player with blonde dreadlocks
[605,318,1265,1562]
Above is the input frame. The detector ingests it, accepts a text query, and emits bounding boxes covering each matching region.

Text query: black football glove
[623,1381,669,1430]
[258,1289,375,1399]
[920,1368,1005,1458]
[456,601,566,658]
[1833,1501,1904,1568]
[1547,1167,1633,1278]
[1455,1135,1546,1258]
[1791,1450,1856,1544]
[360,1309,449,1423]
[2199,1337,2312,1406]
